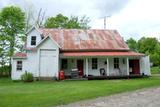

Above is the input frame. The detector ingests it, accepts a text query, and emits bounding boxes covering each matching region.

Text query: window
[114,58,119,69]
[92,58,98,69]
[17,61,22,71]
[61,59,68,69]
[31,36,36,45]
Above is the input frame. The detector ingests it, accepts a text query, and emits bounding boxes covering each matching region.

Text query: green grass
[0,77,160,107]
[151,66,160,74]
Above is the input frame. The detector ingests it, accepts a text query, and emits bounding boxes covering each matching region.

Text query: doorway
[129,59,140,75]
[77,60,84,76]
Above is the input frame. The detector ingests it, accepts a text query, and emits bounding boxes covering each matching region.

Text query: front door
[77,60,84,76]
[129,59,140,74]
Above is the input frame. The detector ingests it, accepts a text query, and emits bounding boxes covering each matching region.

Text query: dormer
[26,26,44,48]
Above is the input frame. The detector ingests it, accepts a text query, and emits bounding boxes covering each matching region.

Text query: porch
[59,57,143,79]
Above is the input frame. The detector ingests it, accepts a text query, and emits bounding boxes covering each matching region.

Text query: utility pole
[103,15,111,29]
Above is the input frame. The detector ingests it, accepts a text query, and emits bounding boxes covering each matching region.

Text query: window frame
[92,58,98,70]
[31,36,36,46]
[16,61,23,71]
[114,58,119,69]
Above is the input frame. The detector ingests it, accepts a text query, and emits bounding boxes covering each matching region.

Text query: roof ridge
[39,28,117,31]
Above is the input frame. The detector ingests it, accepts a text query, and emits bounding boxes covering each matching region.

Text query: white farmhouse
[11,26,151,80]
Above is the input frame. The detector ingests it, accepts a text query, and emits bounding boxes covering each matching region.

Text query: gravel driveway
[59,87,160,107]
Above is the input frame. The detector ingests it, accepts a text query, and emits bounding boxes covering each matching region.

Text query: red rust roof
[39,28,129,51]
[13,52,27,58]
[61,51,145,57]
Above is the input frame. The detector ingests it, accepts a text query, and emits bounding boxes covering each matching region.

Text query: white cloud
[92,0,160,40]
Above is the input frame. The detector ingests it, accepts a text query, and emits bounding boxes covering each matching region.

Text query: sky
[1,0,160,40]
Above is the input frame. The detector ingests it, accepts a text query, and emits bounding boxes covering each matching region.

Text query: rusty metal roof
[39,28,129,51]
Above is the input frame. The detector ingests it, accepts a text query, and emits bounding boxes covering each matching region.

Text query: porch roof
[61,51,145,57]
[13,52,27,58]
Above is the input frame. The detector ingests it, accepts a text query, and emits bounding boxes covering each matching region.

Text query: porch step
[70,71,79,78]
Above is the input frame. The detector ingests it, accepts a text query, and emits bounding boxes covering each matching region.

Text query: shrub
[21,71,34,82]
[0,66,10,77]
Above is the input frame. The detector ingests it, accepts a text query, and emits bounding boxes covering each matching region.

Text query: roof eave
[60,49,130,52]
[12,57,27,59]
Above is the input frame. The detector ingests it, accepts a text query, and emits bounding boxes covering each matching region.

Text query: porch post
[126,57,129,75]
[107,58,109,76]
[85,58,88,76]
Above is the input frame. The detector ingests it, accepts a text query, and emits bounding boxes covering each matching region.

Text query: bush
[0,66,10,77]
[151,66,160,74]
[21,71,34,82]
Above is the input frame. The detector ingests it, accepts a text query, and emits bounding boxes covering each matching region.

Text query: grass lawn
[0,77,160,107]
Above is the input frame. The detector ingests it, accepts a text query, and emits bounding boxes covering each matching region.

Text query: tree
[0,33,9,67]
[0,6,25,72]
[137,37,160,66]
[126,38,138,52]
[44,14,90,29]
[44,14,68,28]
[25,7,46,31]
[137,37,159,54]
[126,37,160,66]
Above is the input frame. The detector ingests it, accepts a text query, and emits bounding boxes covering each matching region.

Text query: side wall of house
[11,58,27,80]
[26,28,42,48]
[88,57,128,76]
[25,51,38,77]
[61,57,128,76]
[37,38,59,78]
[88,58,107,76]
[12,27,61,80]
[12,38,60,80]
[61,56,152,77]
[140,56,151,76]
[109,57,128,76]
[11,51,38,80]
[12,28,42,80]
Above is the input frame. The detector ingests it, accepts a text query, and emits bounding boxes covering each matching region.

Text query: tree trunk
[9,36,15,77]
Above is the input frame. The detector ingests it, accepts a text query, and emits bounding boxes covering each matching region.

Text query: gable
[37,36,59,50]
[26,27,42,48]
[26,26,42,35]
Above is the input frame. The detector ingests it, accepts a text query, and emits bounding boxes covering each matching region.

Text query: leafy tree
[150,43,160,66]
[137,37,159,54]
[0,6,25,72]
[126,37,160,66]
[79,15,90,29]
[0,33,9,67]
[45,14,68,28]
[65,16,81,29]
[126,38,138,52]
[137,37,160,66]
[44,14,90,29]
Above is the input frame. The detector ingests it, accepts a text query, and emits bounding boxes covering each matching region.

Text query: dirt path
[59,87,160,107]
